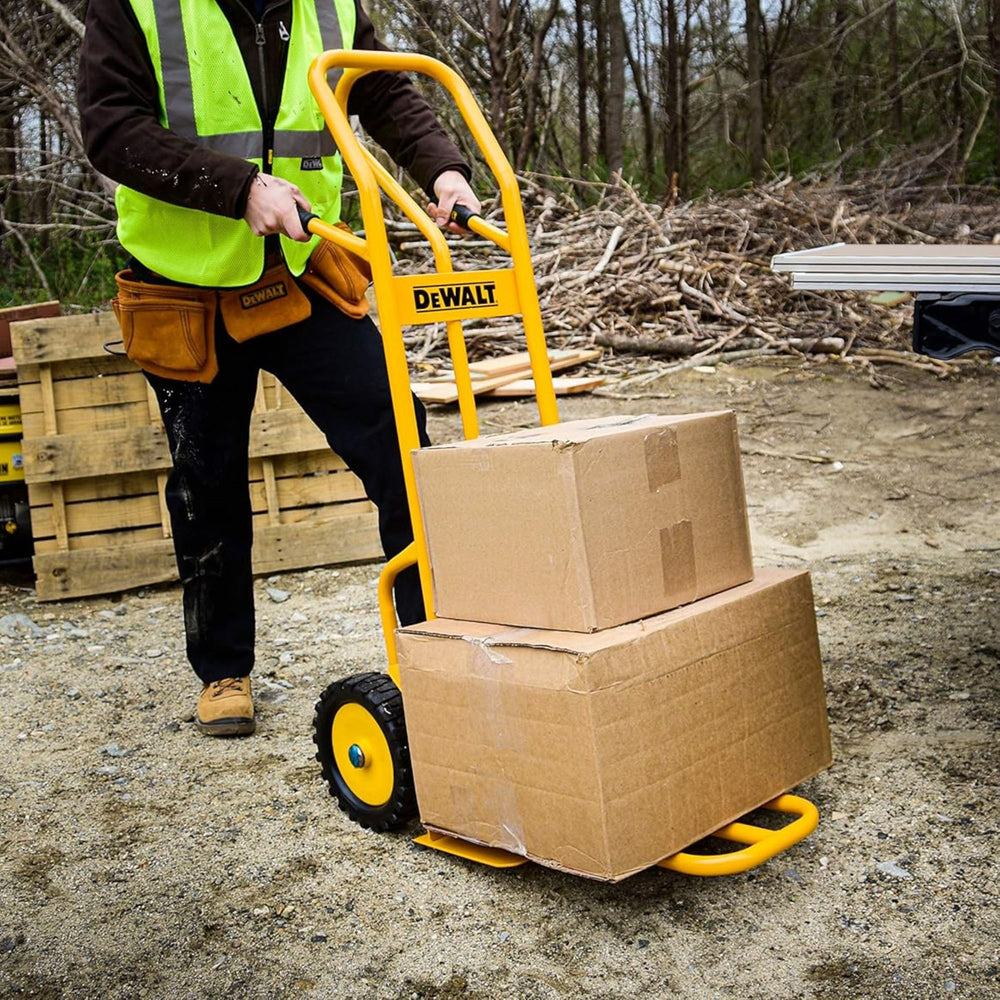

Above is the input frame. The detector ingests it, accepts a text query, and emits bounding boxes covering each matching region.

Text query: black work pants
[145,286,429,685]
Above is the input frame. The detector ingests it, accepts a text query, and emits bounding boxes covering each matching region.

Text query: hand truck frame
[305,49,820,877]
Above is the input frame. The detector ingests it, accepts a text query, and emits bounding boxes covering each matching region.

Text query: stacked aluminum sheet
[770,243,1000,292]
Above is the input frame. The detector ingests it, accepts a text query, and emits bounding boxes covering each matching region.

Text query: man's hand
[428,170,481,234]
[243,174,311,241]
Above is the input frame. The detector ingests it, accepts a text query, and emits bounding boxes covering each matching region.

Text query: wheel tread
[312,671,416,832]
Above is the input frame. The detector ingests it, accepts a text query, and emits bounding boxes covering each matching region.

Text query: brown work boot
[195,676,256,737]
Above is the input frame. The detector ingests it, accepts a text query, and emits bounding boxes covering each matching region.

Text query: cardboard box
[411,412,753,631]
[397,568,831,881]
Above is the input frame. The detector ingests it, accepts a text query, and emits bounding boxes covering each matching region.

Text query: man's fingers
[243,174,313,241]
[429,170,481,234]
[427,197,482,234]
[287,193,312,241]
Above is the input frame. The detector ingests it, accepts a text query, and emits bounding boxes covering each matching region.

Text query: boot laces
[211,677,245,698]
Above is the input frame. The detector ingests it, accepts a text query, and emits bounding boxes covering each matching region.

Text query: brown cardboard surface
[411,412,753,631]
[397,568,832,881]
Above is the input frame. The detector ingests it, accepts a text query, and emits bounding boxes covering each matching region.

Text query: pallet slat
[10,311,123,365]
[28,455,356,506]
[22,426,171,483]
[17,369,150,415]
[31,498,376,553]
[23,404,344,484]
[29,472,370,542]
[32,508,380,599]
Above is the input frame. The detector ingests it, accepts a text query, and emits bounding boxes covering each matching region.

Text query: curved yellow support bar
[353,149,481,439]
[302,214,370,260]
[308,49,558,428]
[376,542,418,687]
[658,795,820,877]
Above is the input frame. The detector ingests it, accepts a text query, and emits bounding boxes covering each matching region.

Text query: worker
[77,0,480,737]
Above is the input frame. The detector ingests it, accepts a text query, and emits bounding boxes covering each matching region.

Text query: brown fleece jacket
[77,0,471,220]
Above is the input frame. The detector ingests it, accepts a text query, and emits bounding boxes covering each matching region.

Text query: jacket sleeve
[77,0,471,215]
[347,1,472,199]
[77,0,257,218]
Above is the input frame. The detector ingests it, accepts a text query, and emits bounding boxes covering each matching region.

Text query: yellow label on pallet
[393,269,520,326]
[0,438,24,482]
[0,402,22,436]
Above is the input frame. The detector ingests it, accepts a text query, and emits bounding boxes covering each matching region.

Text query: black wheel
[312,672,417,831]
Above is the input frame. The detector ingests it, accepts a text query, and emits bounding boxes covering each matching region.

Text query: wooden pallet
[11,312,382,601]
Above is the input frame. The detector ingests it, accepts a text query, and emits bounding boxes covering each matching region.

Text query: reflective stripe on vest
[115,0,355,287]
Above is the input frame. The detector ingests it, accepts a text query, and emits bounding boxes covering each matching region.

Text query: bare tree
[745,0,765,180]
[624,0,656,183]
[604,0,627,178]
[514,0,563,171]
[575,0,591,169]
[887,0,904,138]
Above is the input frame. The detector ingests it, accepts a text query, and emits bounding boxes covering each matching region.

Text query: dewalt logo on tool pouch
[241,280,289,310]
[413,281,497,313]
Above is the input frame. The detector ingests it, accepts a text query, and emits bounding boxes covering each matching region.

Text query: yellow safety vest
[116,0,356,287]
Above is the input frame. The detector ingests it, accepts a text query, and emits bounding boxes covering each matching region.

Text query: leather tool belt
[112,261,311,382]
[112,229,371,382]
[112,269,220,383]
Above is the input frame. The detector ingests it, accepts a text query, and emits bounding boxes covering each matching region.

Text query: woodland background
[2,0,1000,310]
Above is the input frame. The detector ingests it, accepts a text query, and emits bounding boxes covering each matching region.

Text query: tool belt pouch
[298,223,372,319]
[112,270,219,383]
[218,260,312,342]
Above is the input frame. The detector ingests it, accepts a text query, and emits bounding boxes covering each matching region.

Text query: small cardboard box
[411,412,753,632]
[397,568,831,881]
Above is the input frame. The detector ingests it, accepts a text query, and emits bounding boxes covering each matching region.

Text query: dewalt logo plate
[241,281,287,310]
[395,269,519,326]
[414,281,496,313]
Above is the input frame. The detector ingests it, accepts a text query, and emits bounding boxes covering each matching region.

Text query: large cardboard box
[397,568,831,881]
[411,412,753,632]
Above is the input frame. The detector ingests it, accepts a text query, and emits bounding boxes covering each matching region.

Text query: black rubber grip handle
[297,204,318,232]
[448,203,478,230]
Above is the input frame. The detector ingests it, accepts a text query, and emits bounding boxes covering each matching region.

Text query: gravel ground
[1,359,998,1000]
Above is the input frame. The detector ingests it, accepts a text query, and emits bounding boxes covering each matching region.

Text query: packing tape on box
[467,635,527,854]
[644,426,681,491]
[661,519,697,605]
[645,426,697,602]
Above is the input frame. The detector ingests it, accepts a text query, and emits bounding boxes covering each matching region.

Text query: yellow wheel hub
[331,703,394,807]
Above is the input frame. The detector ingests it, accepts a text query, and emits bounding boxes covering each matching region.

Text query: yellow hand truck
[304,49,819,878]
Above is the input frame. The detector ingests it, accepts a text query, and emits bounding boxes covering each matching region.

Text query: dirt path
[2,359,997,1000]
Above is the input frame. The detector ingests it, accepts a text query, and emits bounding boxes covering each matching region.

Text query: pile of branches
[385,171,1000,379]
